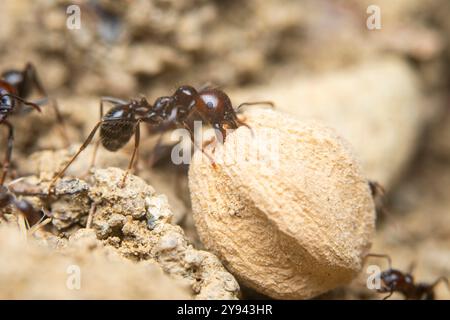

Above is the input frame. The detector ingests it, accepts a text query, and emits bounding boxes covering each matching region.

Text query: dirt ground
[0,0,449,299]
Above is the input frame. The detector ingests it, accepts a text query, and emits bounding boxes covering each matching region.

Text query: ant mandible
[0,63,67,186]
[47,85,273,192]
[367,253,449,300]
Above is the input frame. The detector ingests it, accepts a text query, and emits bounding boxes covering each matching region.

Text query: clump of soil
[0,225,191,299]
[1,163,240,300]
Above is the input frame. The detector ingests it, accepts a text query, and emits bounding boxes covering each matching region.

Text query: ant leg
[366,253,393,269]
[48,121,102,194]
[382,289,394,300]
[88,139,101,175]
[213,122,226,144]
[430,277,449,291]
[119,120,142,188]
[86,203,97,229]
[369,181,385,197]
[407,261,416,275]
[23,63,48,96]
[13,197,43,227]
[183,123,217,167]
[27,216,52,236]
[87,98,107,174]
[369,181,387,217]
[148,133,166,167]
[23,63,70,145]
[0,121,14,186]
[226,111,254,138]
[49,98,70,146]
[236,100,274,112]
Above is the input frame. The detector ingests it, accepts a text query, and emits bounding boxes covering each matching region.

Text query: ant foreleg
[183,123,217,168]
[226,112,254,138]
[407,261,416,275]
[48,121,102,194]
[86,203,97,229]
[366,253,393,269]
[430,277,449,292]
[49,98,70,146]
[119,119,142,188]
[23,63,48,97]
[213,122,226,144]
[148,132,167,167]
[23,63,70,145]
[382,289,394,300]
[86,98,108,174]
[0,121,14,186]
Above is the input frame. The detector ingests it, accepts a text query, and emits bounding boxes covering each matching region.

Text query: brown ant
[0,185,44,227]
[366,253,449,300]
[369,180,387,217]
[48,85,273,191]
[0,63,67,186]
[369,181,385,199]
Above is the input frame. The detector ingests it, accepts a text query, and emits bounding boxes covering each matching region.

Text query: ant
[369,181,385,199]
[369,180,387,217]
[366,253,449,300]
[47,85,273,191]
[0,63,67,186]
[0,185,45,227]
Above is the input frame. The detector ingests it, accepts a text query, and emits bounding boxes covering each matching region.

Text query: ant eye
[1,95,12,107]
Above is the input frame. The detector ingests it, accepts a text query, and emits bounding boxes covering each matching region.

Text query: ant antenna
[431,277,449,292]
[366,253,393,269]
[236,101,274,112]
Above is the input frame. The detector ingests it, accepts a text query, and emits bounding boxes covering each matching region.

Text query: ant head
[0,88,15,114]
[173,85,198,108]
[379,269,405,291]
[0,186,11,206]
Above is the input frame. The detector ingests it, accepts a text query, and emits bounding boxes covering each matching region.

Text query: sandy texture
[3,165,240,300]
[0,225,191,299]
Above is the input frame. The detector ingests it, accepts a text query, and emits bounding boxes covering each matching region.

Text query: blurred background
[0,0,449,299]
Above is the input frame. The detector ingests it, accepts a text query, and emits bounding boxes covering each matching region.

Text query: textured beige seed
[189,109,376,299]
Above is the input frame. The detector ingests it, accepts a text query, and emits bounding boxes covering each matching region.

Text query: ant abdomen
[100,106,136,151]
